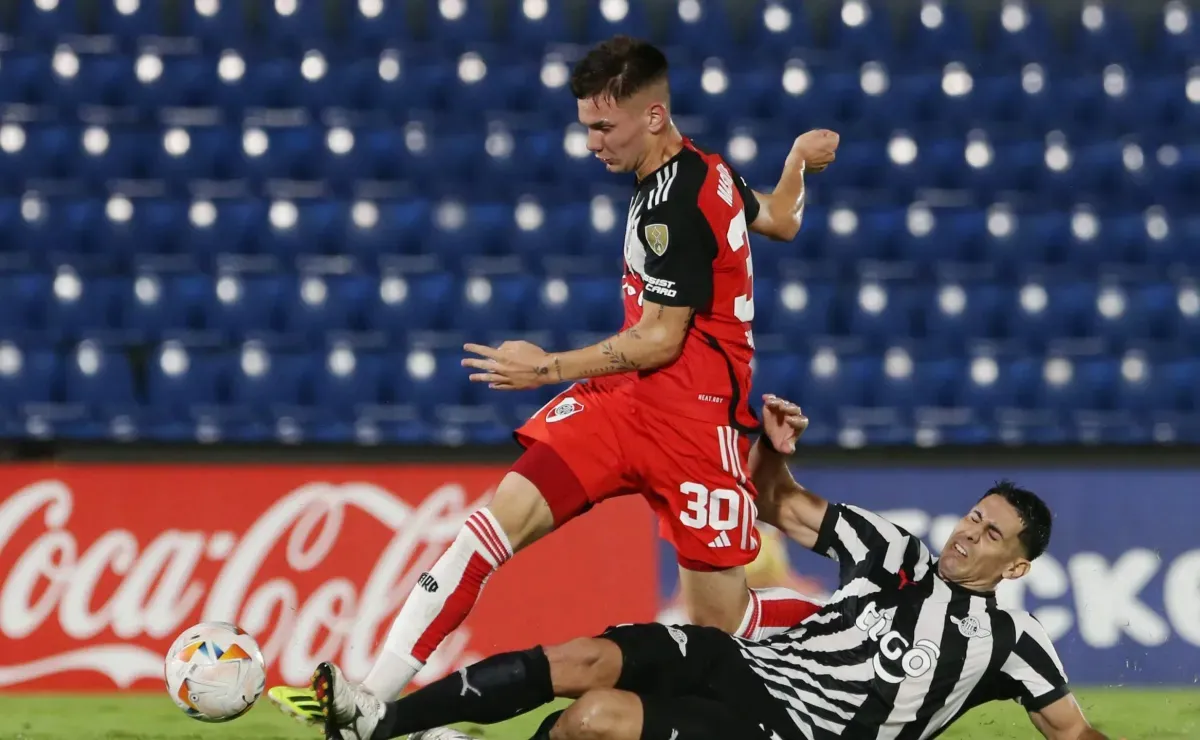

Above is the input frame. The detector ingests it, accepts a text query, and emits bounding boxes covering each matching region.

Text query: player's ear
[645,101,669,134]
[1002,558,1031,581]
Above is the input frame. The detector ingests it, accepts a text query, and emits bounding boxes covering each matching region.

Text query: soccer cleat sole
[312,663,339,740]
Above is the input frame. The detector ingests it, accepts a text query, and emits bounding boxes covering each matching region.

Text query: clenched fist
[792,129,839,173]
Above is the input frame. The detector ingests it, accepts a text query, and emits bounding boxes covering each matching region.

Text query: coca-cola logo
[0,478,492,689]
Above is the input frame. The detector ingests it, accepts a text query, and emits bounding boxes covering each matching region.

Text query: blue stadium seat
[745,0,812,59]
[279,275,367,341]
[0,343,58,408]
[205,274,286,341]
[0,273,49,343]
[663,0,739,56]
[957,354,1032,413]
[583,0,651,42]
[145,342,224,418]
[390,345,473,415]
[1153,1,1198,70]
[1069,2,1138,68]
[44,270,125,344]
[846,282,918,347]
[920,282,1006,350]
[98,0,165,41]
[225,344,309,413]
[1034,354,1106,413]
[365,272,458,338]
[181,0,250,50]
[63,341,136,408]
[423,199,511,265]
[347,0,416,50]
[795,349,877,420]
[827,0,895,63]
[19,0,83,42]
[46,54,137,110]
[428,0,497,46]
[152,124,242,186]
[117,274,207,341]
[455,273,538,338]
[0,52,51,107]
[1001,280,1094,347]
[310,345,387,416]
[341,199,432,263]
[759,280,837,341]
[260,0,327,52]
[983,0,1056,66]
[505,0,571,47]
[524,276,624,345]
[905,1,974,66]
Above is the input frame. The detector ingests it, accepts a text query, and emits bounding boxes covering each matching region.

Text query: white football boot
[407,730,479,739]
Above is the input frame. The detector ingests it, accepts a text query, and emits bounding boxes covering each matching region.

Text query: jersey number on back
[728,209,753,323]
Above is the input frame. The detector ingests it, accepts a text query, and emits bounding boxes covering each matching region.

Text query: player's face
[937,494,1031,588]
[577,94,649,174]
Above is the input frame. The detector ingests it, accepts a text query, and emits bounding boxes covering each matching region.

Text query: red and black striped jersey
[596,136,762,433]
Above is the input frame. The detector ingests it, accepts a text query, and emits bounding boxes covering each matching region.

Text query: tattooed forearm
[547,310,690,382]
[600,339,642,371]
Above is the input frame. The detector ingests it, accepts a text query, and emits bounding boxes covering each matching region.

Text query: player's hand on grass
[762,393,808,455]
[462,340,552,390]
[790,129,839,173]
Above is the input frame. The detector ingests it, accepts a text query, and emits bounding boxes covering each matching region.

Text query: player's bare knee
[551,689,642,740]
[486,472,556,552]
[545,638,622,697]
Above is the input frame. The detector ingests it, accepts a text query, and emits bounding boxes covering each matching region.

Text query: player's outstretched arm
[748,129,839,242]
[748,395,828,550]
[1028,694,1113,740]
[544,298,693,382]
[461,301,692,389]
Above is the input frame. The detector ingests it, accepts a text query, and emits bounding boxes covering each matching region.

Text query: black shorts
[598,623,795,740]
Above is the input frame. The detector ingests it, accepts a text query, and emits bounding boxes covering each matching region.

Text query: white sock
[735,587,824,641]
[362,508,513,699]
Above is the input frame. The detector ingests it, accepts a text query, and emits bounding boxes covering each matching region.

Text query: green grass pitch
[0,689,1196,739]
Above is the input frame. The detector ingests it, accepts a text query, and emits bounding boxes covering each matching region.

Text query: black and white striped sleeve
[812,503,930,583]
[998,614,1070,712]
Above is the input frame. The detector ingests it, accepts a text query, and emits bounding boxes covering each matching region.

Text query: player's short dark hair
[569,35,669,102]
[984,480,1053,561]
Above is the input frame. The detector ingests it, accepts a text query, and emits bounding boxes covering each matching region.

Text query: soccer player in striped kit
[316,397,1112,740]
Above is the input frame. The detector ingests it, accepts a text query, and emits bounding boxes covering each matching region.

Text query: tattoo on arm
[600,337,640,373]
[567,307,697,379]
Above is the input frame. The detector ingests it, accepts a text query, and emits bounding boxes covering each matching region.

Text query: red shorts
[513,382,761,571]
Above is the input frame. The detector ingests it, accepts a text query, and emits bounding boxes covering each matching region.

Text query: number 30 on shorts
[678,482,741,531]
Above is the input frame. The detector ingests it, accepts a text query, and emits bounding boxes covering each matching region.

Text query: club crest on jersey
[546,397,584,423]
[951,615,992,639]
[645,223,670,256]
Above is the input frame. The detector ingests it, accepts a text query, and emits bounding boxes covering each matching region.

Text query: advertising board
[657,467,1200,686]
[0,465,659,691]
[2,463,1193,691]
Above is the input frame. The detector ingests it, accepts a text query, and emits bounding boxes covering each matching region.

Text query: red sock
[362,508,513,699]
[736,587,824,641]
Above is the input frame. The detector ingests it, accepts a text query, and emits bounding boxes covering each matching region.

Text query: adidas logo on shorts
[708,532,732,548]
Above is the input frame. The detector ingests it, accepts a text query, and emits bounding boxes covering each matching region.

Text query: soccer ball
[164,621,267,722]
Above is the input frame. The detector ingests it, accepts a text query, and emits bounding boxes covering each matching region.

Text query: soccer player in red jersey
[269,36,839,722]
